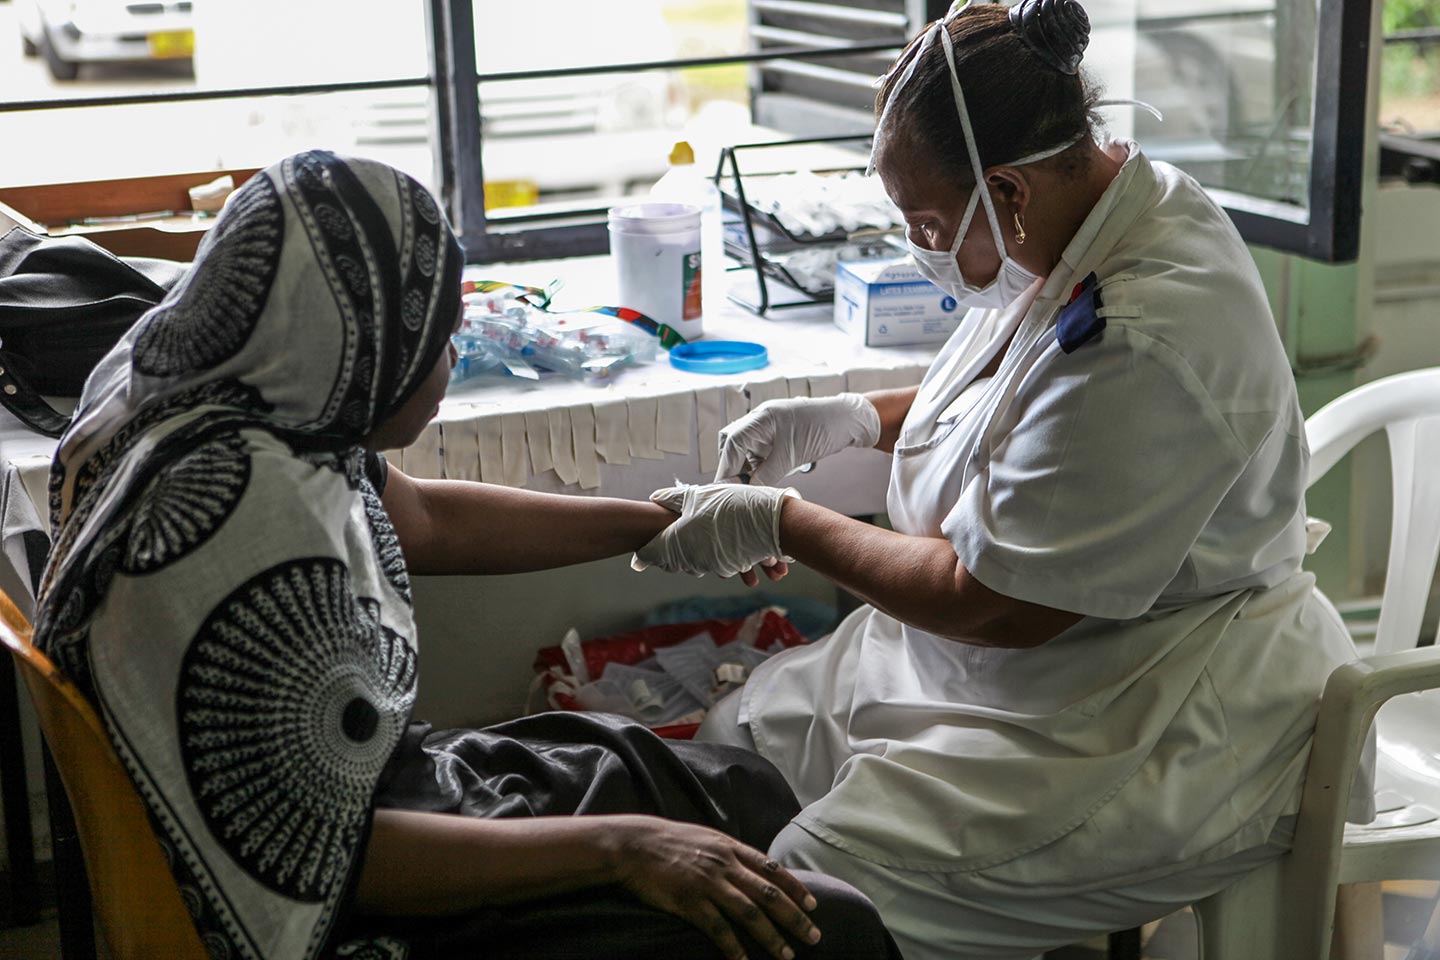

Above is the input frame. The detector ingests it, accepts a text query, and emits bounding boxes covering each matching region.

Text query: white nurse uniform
[726,142,1370,959]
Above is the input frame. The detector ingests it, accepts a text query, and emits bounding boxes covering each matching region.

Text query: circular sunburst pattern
[133,175,284,377]
[123,434,251,575]
[177,559,416,902]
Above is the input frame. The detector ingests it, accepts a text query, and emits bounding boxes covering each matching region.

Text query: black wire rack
[712,135,901,316]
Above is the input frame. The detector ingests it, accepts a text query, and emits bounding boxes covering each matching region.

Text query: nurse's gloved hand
[716,393,881,486]
[632,482,802,581]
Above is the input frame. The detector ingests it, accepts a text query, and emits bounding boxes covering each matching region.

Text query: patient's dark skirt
[330,711,902,959]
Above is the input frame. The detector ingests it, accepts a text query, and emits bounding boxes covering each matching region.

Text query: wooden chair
[0,588,205,959]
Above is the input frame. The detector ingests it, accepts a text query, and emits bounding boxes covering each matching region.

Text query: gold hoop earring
[1013,212,1027,245]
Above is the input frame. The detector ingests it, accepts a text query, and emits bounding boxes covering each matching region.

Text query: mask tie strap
[936,21,1008,255]
[867,0,970,176]
[867,24,940,176]
[1094,98,1164,122]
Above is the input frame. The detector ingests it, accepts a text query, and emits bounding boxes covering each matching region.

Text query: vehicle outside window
[17,0,194,81]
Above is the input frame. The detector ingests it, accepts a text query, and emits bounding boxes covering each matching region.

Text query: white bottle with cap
[650,141,724,334]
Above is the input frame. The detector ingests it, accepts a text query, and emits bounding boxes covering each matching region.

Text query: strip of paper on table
[656,392,693,456]
[405,421,445,480]
[524,409,553,475]
[441,417,481,482]
[593,398,631,466]
[808,373,845,398]
[477,414,505,485]
[379,448,405,475]
[724,384,748,425]
[883,363,929,389]
[502,412,529,488]
[548,407,578,486]
[845,368,888,395]
[626,396,663,460]
[569,403,603,490]
[14,455,52,536]
[745,377,788,409]
[694,386,725,476]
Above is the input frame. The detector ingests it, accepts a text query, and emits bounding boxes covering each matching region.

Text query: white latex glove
[716,393,881,486]
[632,482,802,578]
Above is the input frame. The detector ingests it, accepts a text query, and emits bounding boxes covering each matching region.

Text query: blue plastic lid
[669,340,769,374]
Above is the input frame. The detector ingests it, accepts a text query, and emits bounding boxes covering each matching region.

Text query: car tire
[40,26,80,81]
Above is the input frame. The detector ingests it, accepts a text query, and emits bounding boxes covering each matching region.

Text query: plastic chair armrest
[1305,647,1440,801]
[1285,648,1440,902]
[1325,647,1440,709]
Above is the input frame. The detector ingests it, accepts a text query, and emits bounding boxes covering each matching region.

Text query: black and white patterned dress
[37,151,461,960]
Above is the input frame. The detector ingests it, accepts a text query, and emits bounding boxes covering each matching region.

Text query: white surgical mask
[907,182,1046,310]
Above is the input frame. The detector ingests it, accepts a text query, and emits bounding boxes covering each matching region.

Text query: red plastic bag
[532,609,806,739]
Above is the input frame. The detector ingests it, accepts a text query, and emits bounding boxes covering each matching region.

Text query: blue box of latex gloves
[833,256,965,347]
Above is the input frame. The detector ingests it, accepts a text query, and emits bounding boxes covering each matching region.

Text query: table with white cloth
[0,257,945,927]
[380,259,938,510]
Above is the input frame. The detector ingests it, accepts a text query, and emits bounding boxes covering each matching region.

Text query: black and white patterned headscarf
[35,151,463,960]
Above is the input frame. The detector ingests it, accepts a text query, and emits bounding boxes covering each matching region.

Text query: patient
[34,151,899,960]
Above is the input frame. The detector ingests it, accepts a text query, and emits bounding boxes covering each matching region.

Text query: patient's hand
[610,815,821,960]
[632,482,800,584]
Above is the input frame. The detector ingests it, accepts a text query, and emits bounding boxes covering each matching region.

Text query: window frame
[1211,0,1373,262]
[0,0,1373,265]
[429,0,911,263]
[433,0,1375,265]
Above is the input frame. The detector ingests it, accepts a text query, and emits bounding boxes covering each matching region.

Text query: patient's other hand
[610,815,821,960]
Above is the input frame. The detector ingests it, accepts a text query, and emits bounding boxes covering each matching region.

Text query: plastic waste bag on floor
[531,608,806,738]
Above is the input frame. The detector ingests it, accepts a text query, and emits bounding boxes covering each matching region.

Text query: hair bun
[1008,0,1090,75]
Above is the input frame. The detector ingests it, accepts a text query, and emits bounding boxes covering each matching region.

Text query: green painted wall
[1251,246,1363,599]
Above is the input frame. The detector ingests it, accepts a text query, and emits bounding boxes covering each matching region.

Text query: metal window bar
[1221,0,1373,262]
[0,76,431,114]
[1385,26,1440,45]
[447,0,1373,265]
[449,41,908,263]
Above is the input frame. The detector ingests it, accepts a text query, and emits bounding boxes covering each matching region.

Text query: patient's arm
[357,808,821,960]
[378,464,676,576]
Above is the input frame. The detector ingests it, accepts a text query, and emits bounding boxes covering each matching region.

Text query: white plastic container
[608,202,704,341]
[650,140,724,317]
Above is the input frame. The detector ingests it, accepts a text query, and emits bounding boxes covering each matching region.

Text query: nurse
[633,0,1371,957]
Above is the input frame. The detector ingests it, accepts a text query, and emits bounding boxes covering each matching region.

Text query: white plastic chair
[1191,367,1440,959]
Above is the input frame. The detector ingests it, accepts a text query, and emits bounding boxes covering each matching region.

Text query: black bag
[0,226,187,437]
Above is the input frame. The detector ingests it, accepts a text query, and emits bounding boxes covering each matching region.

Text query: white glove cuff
[772,487,803,563]
[837,393,883,450]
